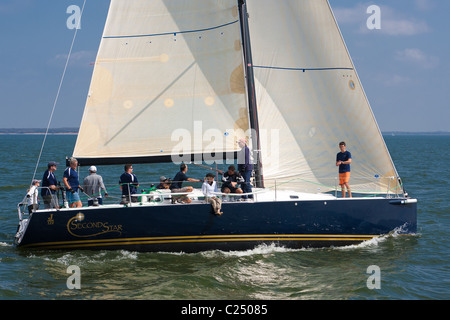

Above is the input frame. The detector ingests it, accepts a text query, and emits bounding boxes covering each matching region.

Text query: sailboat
[15,0,417,252]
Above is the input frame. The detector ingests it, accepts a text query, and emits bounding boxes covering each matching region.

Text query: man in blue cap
[41,161,59,209]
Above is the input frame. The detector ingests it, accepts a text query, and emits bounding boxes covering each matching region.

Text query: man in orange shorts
[336,141,352,198]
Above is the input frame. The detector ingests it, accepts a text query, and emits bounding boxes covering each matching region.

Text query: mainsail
[246,0,402,194]
[73,0,249,165]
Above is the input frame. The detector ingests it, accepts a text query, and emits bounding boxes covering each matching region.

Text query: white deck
[22,188,401,215]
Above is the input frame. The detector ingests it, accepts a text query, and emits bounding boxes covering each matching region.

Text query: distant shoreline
[382,131,450,136]
[0,128,78,135]
[0,128,449,136]
[0,133,78,135]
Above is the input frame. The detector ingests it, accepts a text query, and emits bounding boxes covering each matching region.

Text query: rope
[31,0,87,183]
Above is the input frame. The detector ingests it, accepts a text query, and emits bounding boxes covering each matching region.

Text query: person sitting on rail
[202,173,223,215]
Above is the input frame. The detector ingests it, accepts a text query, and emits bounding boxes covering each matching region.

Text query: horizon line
[0,128,449,135]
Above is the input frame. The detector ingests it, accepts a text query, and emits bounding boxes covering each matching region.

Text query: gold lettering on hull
[67,214,123,238]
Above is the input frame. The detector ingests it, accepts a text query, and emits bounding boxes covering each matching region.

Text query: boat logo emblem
[75,212,85,222]
[47,214,54,225]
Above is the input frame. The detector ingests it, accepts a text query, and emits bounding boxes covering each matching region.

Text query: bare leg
[341,184,346,198]
[345,183,352,198]
[341,183,352,198]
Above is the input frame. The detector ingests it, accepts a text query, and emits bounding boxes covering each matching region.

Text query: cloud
[395,48,439,69]
[333,3,367,25]
[380,19,430,36]
[383,74,413,86]
[333,3,431,36]
[0,0,32,14]
[54,50,96,67]
[415,0,435,11]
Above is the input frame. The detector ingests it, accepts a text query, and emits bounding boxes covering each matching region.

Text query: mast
[238,0,264,188]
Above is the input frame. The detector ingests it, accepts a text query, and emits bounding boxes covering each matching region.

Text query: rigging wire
[31,0,87,184]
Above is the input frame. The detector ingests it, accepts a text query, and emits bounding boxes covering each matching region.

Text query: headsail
[246,0,402,194]
[73,0,249,166]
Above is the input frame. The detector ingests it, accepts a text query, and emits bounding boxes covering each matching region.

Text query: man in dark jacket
[221,165,244,195]
[119,164,139,202]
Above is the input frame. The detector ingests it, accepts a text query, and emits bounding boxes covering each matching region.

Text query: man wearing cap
[83,166,108,206]
[156,176,171,190]
[26,179,40,213]
[63,157,84,208]
[41,161,59,209]
[237,138,253,199]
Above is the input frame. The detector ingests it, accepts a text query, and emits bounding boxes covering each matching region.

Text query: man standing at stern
[336,141,352,198]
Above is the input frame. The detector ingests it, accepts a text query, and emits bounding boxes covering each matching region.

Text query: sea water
[0,134,449,300]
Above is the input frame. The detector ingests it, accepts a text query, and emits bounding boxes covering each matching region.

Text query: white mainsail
[246,0,402,194]
[73,0,249,164]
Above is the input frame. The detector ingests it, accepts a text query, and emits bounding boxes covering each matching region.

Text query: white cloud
[415,0,435,11]
[0,0,32,14]
[395,48,439,69]
[333,3,431,36]
[380,19,430,36]
[383,74,413,86]
[333,4,367,25]
[54,50,96,67]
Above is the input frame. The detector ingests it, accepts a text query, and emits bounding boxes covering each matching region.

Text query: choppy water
[0,134,449,301]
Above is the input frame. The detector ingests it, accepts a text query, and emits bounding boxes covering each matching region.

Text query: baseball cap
[89,166,97,172]
[48,161,59,167]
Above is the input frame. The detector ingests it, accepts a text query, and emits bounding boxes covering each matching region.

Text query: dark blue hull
[16,198,417,252]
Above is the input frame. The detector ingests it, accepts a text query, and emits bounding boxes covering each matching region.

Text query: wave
[30,249,140,266]
[0,241,12,247]
[194,243,312,259]
[334,224,419,251]
[153,243,307,258]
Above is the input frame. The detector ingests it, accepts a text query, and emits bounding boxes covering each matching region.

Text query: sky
[0,0,448,132]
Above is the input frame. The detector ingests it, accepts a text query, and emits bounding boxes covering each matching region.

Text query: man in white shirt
[202,173,222,215]
[27,179,40,213]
